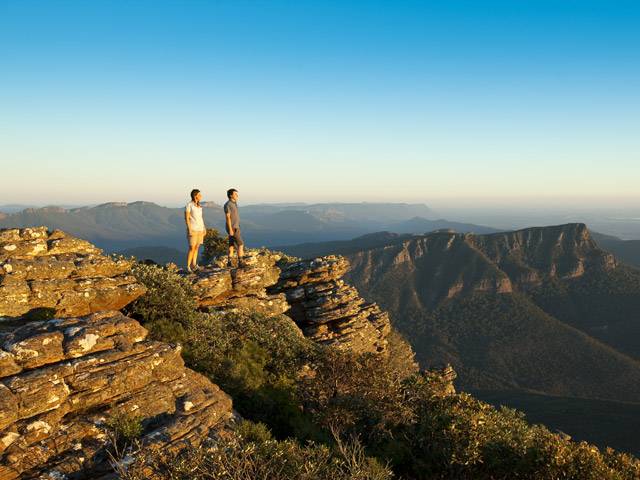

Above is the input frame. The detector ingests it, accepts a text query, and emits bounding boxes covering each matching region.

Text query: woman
[185,188,205,272]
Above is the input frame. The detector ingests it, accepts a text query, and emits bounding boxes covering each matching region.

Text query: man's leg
[235,230,245,265]
[227,233,235,267]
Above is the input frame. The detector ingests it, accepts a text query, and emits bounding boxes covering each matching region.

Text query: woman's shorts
[187,230,205,247]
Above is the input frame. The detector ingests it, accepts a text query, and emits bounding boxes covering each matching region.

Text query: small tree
[203,228,227,264]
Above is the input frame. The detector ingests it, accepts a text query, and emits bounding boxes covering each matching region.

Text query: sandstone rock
[0,228,146,319]
[0,312,233,479]
[206,293,289,317]
[186,249,282,307]
[272,256,391,354]
[185,250,391,354]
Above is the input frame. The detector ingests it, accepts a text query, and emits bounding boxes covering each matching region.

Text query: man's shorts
[187,230,205,247]
[228,228,244,247]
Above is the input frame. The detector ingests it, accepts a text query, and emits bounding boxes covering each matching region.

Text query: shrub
[120,420,394,480]
[183,311,317,438]
[104,409,143,455]
[300,350,640,479]
[125,262,198,343]
[299,347,418,446]
[202,228,228,264]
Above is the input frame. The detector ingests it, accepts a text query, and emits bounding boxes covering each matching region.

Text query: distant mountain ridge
[592,231,640,268]
[0,201,494,255]
[347,224,618,308]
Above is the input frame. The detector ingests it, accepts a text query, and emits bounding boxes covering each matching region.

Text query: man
[224,188,245,267]
[185,188,205,272]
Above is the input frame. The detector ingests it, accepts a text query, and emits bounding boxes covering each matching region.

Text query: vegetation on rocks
[124,260,640,480]
[120,420,393,480]
[202,228,228,264]
[125,262,198,342]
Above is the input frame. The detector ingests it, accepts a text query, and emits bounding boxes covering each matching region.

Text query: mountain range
[281,224,640,454]
[0,201,497,255]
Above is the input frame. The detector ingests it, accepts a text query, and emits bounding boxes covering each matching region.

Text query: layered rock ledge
[0,227,146,319]
[271,256,391,353]
[185,251,392,354]
[0,311,232,480]
[185,250,288,317]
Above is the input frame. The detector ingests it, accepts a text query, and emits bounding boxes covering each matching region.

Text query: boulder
[0,311,232,479]
[0,228,146,319]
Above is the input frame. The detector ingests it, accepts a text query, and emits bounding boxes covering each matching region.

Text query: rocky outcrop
[186,250,288,317]
[270,256,391,354]
[184,251,392,354]
[0,228,234,478]
[0,227,146,319]
[0,310,232,480]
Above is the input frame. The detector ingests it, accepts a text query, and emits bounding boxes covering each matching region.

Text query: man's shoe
[226,259,233,268]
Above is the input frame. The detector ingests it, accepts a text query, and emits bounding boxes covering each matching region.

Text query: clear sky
[1,0,639,207]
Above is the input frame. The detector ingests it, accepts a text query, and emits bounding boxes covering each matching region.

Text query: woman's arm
[185,206,191,233]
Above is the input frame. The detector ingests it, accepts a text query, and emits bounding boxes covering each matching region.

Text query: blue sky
[1,0,639,206]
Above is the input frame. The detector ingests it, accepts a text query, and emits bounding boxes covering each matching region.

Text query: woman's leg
[187,245,194,268]
[187,245,197,269]
[193,240,201,267]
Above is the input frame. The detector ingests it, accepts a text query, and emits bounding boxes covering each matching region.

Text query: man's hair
[227,188,238,199]
[190,189,200,201]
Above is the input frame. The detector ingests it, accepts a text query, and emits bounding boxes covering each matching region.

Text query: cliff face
[184,251,392,354]
[347,223,616,309]
[341,223,640,405]
[0,227,146,319]
[467,223,617,288]
[0,228,233,480]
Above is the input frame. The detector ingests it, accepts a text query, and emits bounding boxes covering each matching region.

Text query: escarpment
[0,227,146,319]
[346,223,618,309]
[0,228,233,479]
[184,251,392,354]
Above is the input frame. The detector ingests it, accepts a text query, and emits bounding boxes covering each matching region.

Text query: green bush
[298,348,640,480]
[120,420,394,480]
[202,228,228,264]
[105,409,143,452]
[125,262,198,343]
[182,311,318,438]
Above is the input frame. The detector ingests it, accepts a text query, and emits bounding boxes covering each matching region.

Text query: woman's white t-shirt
[186,201,205,232]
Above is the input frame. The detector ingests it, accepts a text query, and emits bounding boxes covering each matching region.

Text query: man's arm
[225,212,234,236]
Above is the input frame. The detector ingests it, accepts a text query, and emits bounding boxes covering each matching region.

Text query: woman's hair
[190,189,201,201]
